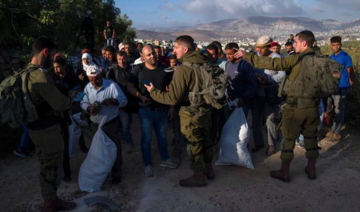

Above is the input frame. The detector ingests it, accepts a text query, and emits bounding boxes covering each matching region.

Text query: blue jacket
[226,60,257,102]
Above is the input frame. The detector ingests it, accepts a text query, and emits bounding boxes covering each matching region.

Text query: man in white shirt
[81,64,127,185]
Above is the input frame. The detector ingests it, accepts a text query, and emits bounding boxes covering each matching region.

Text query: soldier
[26,37,77,211]
[233,31,329,182]
[144,35,214,187]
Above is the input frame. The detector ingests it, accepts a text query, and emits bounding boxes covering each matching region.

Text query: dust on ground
[1,115,360,212]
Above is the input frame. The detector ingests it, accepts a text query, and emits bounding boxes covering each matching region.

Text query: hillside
[137,16,360,40]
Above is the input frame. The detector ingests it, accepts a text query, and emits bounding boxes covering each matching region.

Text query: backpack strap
[293,52,316,67]
[182,62,193,68]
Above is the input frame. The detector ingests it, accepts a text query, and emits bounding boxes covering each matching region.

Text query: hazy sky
[116,0,360,29]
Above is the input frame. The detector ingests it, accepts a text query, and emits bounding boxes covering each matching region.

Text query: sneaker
[296,140,305,149]
[13,149,32,159]
[144,166,154,177]
[125,144,132,154]
[160,159,178,169]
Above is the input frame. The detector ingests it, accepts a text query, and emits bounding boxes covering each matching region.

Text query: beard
[43,54,52,68]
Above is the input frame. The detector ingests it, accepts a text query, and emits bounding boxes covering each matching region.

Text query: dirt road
[1,115,360,212]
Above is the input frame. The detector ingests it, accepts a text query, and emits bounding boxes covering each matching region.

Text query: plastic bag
[78,115,117,192]
[68,113,88,157]
[215,107,254,169]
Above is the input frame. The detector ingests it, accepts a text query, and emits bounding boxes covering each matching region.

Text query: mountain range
[136,16,360,42]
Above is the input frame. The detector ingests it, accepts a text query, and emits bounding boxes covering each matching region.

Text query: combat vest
[0,65,39,128]
[182,61,231,111]
[279,52,341,101]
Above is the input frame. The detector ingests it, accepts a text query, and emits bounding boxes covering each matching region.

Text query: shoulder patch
[39,68,48,73]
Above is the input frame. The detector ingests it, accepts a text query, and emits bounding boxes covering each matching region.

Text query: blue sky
[116,0,360,29]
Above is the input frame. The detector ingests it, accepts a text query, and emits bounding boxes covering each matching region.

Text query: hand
[260,76,268,85]
[144,82,154,92]
[168,106,175,121]
[78,74,84,81]
[332,73,341,79]
[105,36,107,40]
[237,98,244,108]
[87,106,100,116]
[233,48,245,60]
[101,98,113,106]
[139,95,149,104]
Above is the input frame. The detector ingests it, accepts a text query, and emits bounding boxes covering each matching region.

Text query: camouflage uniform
[26,64,73,201]
[244,48,320,162]
[149,51,214,172]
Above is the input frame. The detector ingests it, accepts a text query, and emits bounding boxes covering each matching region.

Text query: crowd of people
[0,25,355,211]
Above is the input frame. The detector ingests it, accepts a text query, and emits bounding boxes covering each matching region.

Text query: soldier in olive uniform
[145,35,214,187]
[234,31,327,182]
[26,37,77,211]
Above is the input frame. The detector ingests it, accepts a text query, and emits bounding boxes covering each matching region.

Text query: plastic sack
[68,113,88,157]
[215,107,254,169]
[78,115,117,192]
[90,106,119,124]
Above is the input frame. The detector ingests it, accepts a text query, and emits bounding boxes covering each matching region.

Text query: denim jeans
[119,110,133,145]
[329,89,348,134]
[138,108,170,166]
[18,124,34,151]
[106,38,113,47]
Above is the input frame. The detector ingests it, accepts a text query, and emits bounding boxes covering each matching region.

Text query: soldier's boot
[270,162,291,183]
[41,201,57,212]
[54,197,77,211]
[204,162,215,180]
[305,159,316,180]
[179,171,207,187]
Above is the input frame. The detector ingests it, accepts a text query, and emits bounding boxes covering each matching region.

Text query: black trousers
[61,121,71,178]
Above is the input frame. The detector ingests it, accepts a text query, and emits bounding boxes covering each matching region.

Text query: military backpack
[279,52,341,99]
[183,61,231,109]
[0,66,39,128]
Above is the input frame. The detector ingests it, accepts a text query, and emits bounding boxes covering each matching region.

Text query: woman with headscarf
[76,49,99,89]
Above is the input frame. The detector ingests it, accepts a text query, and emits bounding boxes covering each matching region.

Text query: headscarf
[82,53,94,72]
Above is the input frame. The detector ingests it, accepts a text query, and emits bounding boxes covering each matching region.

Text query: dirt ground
[1,114,360,212]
